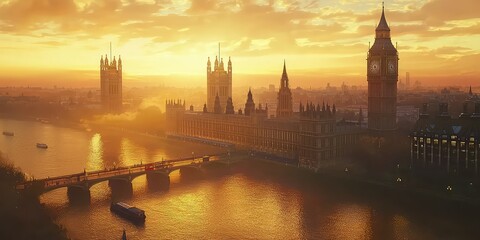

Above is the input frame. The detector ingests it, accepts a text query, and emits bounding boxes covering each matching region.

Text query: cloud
[0,0,478,86]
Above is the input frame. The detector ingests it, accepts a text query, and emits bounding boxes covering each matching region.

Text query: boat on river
[2,131,14,136]
[36,143,48,149]
[110,202,146,223]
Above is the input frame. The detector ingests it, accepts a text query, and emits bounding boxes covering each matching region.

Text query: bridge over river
[16,153,232,197]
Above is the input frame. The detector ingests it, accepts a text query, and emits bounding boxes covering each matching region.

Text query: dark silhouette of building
[276,61,293,118]
[367,4,398,131]
[214,94,222,114]
[100,49,122,113]
[225,97,234,114]
[207,45,232,113]
[411,93,480,175]
[244,89,255,116]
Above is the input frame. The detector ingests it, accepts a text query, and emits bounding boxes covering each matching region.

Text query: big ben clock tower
[367,3,398,131]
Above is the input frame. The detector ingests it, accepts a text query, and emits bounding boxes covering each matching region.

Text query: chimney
[459,102,471,118]
[439,103,450,118]
[420,103,429,118]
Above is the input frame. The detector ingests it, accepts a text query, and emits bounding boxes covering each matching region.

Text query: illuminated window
[434,139,439,144]
[451,141,457,147]
[426,138,431,144]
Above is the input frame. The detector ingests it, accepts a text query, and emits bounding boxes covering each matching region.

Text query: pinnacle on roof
[376,2,390,32]
[282,60,288,79]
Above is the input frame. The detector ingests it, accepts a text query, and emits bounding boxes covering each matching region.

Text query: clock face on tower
[387,60,396,74]
[369,60,380,75]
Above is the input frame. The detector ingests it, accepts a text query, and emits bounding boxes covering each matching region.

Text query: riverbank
[248,156,480,211]
[0,154,68,240]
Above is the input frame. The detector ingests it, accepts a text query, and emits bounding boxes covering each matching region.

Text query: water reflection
[2,118,479,240]
[87,133,103,171]
[327,204,371,239]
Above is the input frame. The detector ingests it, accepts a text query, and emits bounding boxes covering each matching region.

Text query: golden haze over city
[0,0,479,87]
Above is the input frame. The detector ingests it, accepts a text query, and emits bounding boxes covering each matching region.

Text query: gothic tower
[100,50,122,113]
[244,88,255,116]
[207,45,232,113]
[276,61,293,118]
[367,3,398,131]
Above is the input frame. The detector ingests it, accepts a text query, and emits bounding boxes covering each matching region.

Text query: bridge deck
[16,155,222,191]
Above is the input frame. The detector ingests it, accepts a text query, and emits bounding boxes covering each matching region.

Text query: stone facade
[100,54,122,112]
[410,96,480,176]
[166,64,363,170]
[206,54,232,113]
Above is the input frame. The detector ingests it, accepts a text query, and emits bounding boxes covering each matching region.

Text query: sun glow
[0,0,478,87]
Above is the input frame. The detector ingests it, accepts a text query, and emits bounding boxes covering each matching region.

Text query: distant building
[166,62,363,170]
[367,4,398,131]
[269,84,275,92]
[100,54,122,112]
[206,47,232,113]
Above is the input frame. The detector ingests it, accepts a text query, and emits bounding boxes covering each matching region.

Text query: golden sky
[0,0,479,88]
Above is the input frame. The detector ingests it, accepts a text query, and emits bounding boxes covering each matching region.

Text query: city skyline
[0,0,479,88]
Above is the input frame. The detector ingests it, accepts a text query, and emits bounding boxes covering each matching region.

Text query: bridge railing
[16,154,223,190]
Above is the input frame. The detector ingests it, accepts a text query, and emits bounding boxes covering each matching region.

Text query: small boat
[36,143,48,149]
[2,131,14,136]
[121,229,127,240]
[110,202,146,223]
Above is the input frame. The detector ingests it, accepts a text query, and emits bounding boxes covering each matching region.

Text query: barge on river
[110,202,146,223]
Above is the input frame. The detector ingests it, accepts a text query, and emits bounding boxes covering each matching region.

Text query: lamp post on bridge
[192,152,195,163]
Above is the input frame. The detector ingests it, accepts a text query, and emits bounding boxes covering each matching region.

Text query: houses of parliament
[166,58,363,168]
[162,6,394,169]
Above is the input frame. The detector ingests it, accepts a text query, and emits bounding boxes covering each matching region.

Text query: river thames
[0,118,478,240]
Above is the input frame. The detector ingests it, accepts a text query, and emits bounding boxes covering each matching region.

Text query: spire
[469,85,473,95]
[118,55,122,70]
[228,56,232,74]
[283,60,287,75]
[203,103,208,113]
[226,97,234,114]
[281,60,288,88]
[245,88,255,116]
[376,1,390,32]
[214,93,221,114]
